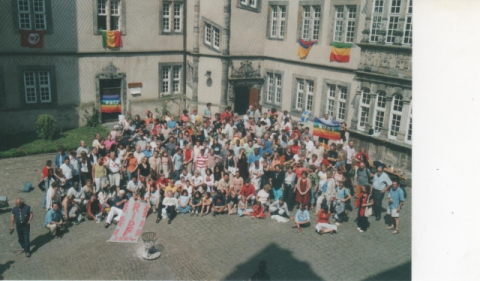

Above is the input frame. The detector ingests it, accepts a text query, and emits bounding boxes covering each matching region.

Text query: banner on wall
[101,94,122,113]
[108,199,149,243]
[313,117,341,140]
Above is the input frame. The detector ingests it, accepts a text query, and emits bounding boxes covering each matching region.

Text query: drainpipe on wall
[219,0,231,112]
[191,0,200,112]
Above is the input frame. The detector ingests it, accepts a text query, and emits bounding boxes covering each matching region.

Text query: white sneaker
[358,229,364,233]
[357,227,361,230]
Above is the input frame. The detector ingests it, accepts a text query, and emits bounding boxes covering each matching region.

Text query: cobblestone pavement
[0,154,411,280]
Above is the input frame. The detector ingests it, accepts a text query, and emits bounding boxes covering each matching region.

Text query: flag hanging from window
[313,117,341,140]
[300,110,312,123]
[20,30,45,48]
[102,30,122,48]
[297,39,317,59]
[330,42,353,63]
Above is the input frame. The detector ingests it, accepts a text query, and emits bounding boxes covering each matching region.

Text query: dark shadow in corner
[362,260,411,281]
[0,261,14,279]
[223,243,324,281]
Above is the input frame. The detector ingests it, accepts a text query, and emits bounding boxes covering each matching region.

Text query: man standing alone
[372,167,393,221]
[10,198,33,257]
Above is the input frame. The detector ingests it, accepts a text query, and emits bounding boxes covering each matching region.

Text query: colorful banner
[313,117,341,140]
[330,42,353,63]
[101,94,122,113]
[20,30,44,48]
[297,39,317,59]
[102,30,122,48]
[109,198,149,243]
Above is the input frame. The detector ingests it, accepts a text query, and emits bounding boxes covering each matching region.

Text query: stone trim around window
[319,78,351,120]
[11,0,54,34]
[17,65,57,108]
[328,0,360,48]
[201,17,223,53]
[262,68,284,108]
[0,66,5,109]
[295,0,325,44]
[159,0,185,35]
[92,0,126,35]
[265,1,289,41]
[236,0,262,13]
[158,62,184,97]
[289,73,318,118]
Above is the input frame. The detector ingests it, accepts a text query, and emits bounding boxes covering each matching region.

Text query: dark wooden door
[249,88,259,111]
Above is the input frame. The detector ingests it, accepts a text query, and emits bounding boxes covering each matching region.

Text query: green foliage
[154,99,172,116]
[0,125,110,159]
[86,107,101,127]
[35,114,57,140]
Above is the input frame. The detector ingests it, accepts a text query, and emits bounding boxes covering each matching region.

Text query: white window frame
[295,79,305,110]
[173,3,183,32]
[333,5,356,43]
[97,0,122,32]
[403,0,412,45]
[275,74,282,104]
[406,106,412,144]
[18,0,32,30]
[386,0,401,44]
[240,0,257,8]
[373,92,387,132]
[326,84,336,116]
[213,26,220,49]
[33,0,46,30]
[24,71,37,104]
[204,22,212,45]
[162,67,171,94]
[388,94,403,139]
[18,0,48,31]
[358,89,371,130]
[110,0,120,31]
[38,71,51,103]
[301,5,321,41]
[305,80,314,111]
[337,86,347,120]
[162,2,171,32]
[161,65,182,95]
[270,5,286,39]
[172,66,181,93]
[369,0,384,42]
[266,73,274,102]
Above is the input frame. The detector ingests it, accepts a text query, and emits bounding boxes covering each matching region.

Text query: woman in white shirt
[256,185,271,209]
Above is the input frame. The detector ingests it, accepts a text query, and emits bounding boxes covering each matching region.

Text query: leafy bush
[86,107,101,127]
[35,114,57,140]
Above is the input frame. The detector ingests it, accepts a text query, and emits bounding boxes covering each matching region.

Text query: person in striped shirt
[195,149,208,177]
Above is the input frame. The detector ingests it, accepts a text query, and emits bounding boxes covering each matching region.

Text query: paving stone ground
[0,153,411,280]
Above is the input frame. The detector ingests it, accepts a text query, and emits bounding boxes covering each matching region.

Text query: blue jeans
[178,205,192,213]
[42,191,47,208]
[174,169,182,181]
[127,170,134,181]
[16,224,30,254]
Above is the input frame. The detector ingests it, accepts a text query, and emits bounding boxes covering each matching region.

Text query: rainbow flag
[330,42,353,63]
[297,39,317,59]
[102,30,122,48]
[101,95,122,113]
[313,117,341,140]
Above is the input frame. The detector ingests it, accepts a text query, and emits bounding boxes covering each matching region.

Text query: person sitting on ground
[62,194,81,225]
[86,195,104,223]
[44,202,64,238]
[251,200,266,219]
[160,191,178,224]
[315,199,337,235]
[177,190,192,214]
[98,182,116,212]
[240,178,256,206]
[104,190,127,228]
[268,197,292,220]
[67,182,86,211]
[200,192,212,216]
[293,203,310,232]
[212,191,227,217]
[256,184,271,211]
[237,196,252,217]
[145,184,161,213]
[165,180,179,198]
[127,175,143,199]
[216,173,232,194]
[190,191,203,216]
[227,189,238,215]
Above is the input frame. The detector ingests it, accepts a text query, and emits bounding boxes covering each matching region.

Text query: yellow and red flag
[102,30,122,48]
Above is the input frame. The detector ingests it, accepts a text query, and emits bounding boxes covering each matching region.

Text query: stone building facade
[0,0,411,171]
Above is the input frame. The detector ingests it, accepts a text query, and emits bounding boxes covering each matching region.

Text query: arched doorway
[228,60,264,115]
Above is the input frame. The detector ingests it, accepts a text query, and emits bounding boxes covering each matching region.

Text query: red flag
[20,30,45,48]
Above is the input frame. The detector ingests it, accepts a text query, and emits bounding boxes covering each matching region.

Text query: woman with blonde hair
[138,156,151,184]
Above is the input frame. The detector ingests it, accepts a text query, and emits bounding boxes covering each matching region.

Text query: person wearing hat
[86,195,104,222]
[240,178,256,206]
[104,190,127,228]
[333,178,351,226]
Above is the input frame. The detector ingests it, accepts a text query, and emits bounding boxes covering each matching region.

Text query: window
[266,73,282,104]
[203,20,221,51]
[306,80,314,111]
[270,5,286,39]
[241,0,257,8]
[16,0,52,32]
[337,86,347,120]
[267,73,274,102]
[389,94,403,138]
[23,70,51,104]
[160,65,182,95]
[275,74,282,104]
[293,78,315,112]
[358,89,371,130]
[97,0,123,32]
[406,107,412,142]
[386,0,401,43]
[374,92,386,132]
[333,6,356,43]
[326,84,336,117]
[370,0,384,42]
[403,0,412,45]
[295,80,304,110]
[161,1,183,33]
[301,6,321,41]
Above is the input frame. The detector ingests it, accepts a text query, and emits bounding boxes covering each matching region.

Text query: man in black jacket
[9,198,33,257]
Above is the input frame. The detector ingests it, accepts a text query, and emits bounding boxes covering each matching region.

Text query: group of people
[9,104,406,257]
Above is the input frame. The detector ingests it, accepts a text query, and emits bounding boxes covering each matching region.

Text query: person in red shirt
[251,201,266,219]
[291,140,300,155]
[220,106,232,122]
[156,174,169,192]
[42,160,52,178]
[152,118,162,136]
[240,179,256,206]
[183,143,193,173]
[315,199,338,235]
[294,162,307,179]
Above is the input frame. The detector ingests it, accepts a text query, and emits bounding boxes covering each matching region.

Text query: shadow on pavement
[363,260,411,281]
[30,232,56,254]
[223,243,324,281]
[0,261,14,280]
